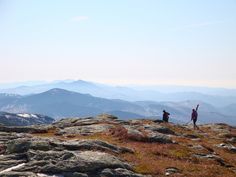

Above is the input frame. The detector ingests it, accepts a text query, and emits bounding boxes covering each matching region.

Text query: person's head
[163,110,166,113]
[192,109,195,112]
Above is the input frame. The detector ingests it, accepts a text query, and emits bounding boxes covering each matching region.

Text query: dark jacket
[191,110,198,120]
[163,111,170,122]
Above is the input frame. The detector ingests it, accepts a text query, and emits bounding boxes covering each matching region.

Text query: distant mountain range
[0,89,146,119]
[0,88,235,125]
[0,112,54,126]
[0,80,236,107]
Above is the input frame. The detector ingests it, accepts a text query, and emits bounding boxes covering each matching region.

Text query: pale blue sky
[0,0,236,87]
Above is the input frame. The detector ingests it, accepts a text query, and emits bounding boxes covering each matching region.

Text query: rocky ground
[0,114,235,177]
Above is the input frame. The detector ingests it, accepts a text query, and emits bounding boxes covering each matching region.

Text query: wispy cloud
[170,21,225,31]
[70,16,89,22]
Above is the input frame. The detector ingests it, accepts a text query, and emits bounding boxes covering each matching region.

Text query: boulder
[0,171,38,177]
[59,140,133,154]
[165,167,181,176]
[0,159,27,171]
[216,143,236,153]
[192,153,230,167]
[147,132,173,143]
[125,125,173,143]
[100,168,148,177]
[227,137,236,143]
[0,132,20,142]
[143,124,175,135]
[53,117,101,128]
[58,124,114,136]
[6,138,133,155]
[18,150,131,173]
[6,138,31,153]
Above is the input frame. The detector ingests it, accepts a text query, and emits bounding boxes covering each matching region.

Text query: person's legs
[193,119,199,130]
[195,122,199,130]
[193,119,197,129]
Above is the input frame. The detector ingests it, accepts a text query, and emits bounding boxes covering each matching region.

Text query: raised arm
[196,104,199,111]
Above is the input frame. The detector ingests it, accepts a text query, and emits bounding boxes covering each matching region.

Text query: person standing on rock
[163,110,170,122]
[191,104,199,129]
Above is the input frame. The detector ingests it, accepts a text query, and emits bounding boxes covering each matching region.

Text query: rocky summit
[0,114,235,177]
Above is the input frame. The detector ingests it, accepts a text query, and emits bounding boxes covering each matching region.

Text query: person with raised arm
[191,104,199,129]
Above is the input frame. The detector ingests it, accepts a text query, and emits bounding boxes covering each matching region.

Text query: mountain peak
[48,88,67,92]
[72,80,95,86]
[45,88,72,94]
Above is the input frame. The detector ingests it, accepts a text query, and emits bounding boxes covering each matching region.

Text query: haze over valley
[0,80,235,125]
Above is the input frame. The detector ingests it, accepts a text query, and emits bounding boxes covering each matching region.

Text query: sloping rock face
[0,136,144,177]
[0,115,155,177]
[0,114,235,177]
[53,116,174,143]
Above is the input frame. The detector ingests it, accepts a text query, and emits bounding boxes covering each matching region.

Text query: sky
[0,0,236,88]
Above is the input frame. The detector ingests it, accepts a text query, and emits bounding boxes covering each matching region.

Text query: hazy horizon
[1,0,236,88]
[1,79,236,91]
